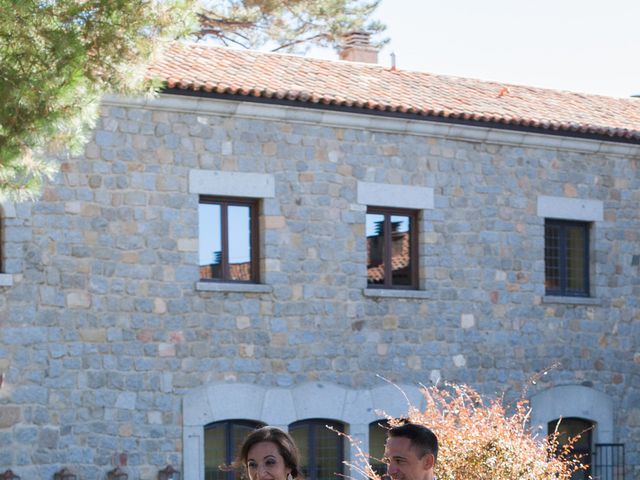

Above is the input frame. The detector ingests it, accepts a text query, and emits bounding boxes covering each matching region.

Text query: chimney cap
[339,31,378,64]
[343,31,372,46]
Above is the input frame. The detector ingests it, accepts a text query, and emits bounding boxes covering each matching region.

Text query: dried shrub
[347,383,589,480]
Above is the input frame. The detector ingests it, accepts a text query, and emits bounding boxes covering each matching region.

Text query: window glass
[368,420,389,475]
[367,209,418,289]
[204,424,227,480]
[289,420,344,480]
[544,220,589,297]
[228,205,252,281]
[199,203,222,279]
[548,417,593,480]
[205,420,264,480]
[366,213,385,285]
[566,225,586,292]
[544,223,560,291]
[390,215,411,286]
[199,198,258,283]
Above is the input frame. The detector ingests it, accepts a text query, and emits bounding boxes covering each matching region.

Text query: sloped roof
[148,42,640,143]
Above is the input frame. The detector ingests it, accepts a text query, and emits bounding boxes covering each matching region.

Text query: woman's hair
[237,426,302,479]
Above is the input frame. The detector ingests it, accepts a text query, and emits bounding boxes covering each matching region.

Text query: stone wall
[0,94,638,478]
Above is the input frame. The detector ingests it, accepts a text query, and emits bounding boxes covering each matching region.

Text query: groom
[384,423,439,480]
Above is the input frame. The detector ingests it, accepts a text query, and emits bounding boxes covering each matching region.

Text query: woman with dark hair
[237,426,302,480]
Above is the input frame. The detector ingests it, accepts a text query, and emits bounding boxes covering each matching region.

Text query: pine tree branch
[270,33,331,52]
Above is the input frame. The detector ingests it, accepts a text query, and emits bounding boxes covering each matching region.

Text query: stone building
[1,37,639,480]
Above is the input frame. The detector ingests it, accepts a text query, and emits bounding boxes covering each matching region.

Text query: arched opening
[204,419,265,480]
[182,382,423,480]
[368,420,389,475]
[289,419,345,480]
[548,417,594,480]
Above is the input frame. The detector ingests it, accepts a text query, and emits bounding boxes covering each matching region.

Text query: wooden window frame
[199,196,260,283]
[366,207,419,289]
[544,219,590,297]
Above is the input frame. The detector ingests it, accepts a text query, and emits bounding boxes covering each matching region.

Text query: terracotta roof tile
[147,42,640,142]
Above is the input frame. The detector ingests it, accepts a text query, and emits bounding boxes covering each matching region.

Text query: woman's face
[246,441,291,480]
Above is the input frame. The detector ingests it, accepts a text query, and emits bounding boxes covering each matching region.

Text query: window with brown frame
[366,207,418,289]
[199,196,259,283]
[544,219,590,297]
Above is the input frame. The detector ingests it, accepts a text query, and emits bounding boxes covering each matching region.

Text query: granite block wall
[0,96,638,478]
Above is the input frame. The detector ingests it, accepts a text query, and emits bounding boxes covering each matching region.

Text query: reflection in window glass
[366,213,385,285]
[199,203,222,279]
[228,205,252,281]
[199,197,258,282]
[366,209,417,289]
[390,215,411,286]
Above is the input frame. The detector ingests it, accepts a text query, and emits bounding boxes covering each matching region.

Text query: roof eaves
[161,87,640,145]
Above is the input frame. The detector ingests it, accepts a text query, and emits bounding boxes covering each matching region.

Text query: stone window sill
[0,273,13,287]
[363,288,431,299]
[196,281,272,294]
[542,295,601,306]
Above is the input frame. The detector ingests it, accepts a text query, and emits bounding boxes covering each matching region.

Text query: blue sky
[314,0,640,98]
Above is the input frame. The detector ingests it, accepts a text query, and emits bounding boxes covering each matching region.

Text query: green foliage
[199,0,386,52]
[0,0,384,200]
[0,0,197,200]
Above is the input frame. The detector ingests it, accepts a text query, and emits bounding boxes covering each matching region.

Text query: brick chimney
[339,31,378,64]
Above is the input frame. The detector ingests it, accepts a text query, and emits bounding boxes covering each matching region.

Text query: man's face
[384,436,434,480]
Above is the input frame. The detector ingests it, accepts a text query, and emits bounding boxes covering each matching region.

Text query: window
[199,197,259,283]
[366,208,418,289]
[544,220,589,297]
[548,417,593,480]
[368,420,389,476]
[289,419,345,480]
[204,420,265,480]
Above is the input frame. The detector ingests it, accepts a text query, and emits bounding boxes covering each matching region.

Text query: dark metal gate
[594,443,625,480]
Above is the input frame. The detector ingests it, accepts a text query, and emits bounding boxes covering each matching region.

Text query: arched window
[289,419,345,480]
[368,420,389,475]
[205,419,265,480]
[548,417,594,480]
